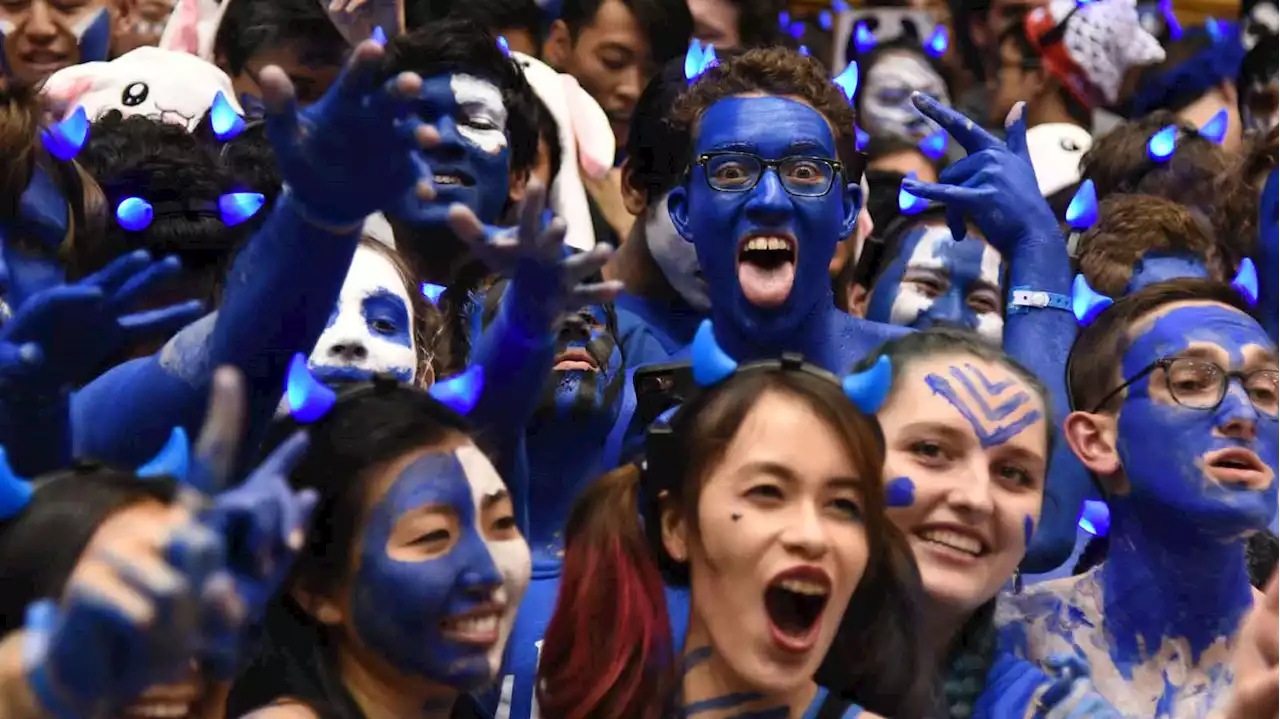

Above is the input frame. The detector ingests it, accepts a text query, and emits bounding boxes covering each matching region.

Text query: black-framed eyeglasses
[694,151,846,198]
[1090,356,1279,416]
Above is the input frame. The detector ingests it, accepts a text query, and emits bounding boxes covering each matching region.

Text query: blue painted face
[669,96,858,338]
[387,74,511,229]
[1124,252,1211,295]
[351,445,532,689]
[0,166,72,319]
[864,224,1005,344]
[1113,303,1279,535]
[538,304,624,423]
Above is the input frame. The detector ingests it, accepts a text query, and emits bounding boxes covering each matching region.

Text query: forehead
[580,0,646,45]
[868,51,936,82]
[1124,301,1276,368]
[365,437,487,511]
[723,390,852,471]
[899,224,1001,269]
[695,95,837,157]
[418,74,505,109]
[342,246,407,295]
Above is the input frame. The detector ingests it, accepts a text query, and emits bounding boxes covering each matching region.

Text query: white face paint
[451,74,509,155]
[862,50,951,143]
[650,192,709,311]
[309,245,418,383]
[456,444,532,676]
[886,226,1005,343]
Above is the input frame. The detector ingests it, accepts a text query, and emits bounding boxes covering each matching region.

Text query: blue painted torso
[614,292,703,362]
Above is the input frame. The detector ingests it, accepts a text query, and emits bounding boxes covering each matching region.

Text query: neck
[339,639,457,719]
[679,637,817,719]
[607,214,680,301]
[391,219,473,286]
[1025,86,1086,130]
[710,299,837,372]
[1098,498,1254,670]
[924,597,972,665]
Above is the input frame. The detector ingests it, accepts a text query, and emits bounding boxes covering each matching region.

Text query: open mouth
[763,566,830,654]
[440,603,505,647]
[736,233,797,309]
[1203,448,1273,490]
[553,347,598,372]
[433,172,475,188]
[913,525,989,560]
[122,678,202,719]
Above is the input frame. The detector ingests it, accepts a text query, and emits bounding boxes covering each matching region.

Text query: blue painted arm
[1256,168,1278,344]
[72,196,359,467]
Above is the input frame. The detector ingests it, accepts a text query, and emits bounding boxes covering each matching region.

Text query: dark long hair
[226,382,478,718]
[537,369,935,719]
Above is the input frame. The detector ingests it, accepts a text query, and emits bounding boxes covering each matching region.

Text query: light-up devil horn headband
[285,353,486,423]
[1072,274,1113,326]
[137,427,192,481]
[684,40,718,84]
[1064,179,1098,257]
[0,448,32,521]
[210,91,247,142]
[41,107,90,161]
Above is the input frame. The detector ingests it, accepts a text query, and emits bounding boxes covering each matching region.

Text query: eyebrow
[481,489,509,510]
[708,141,757,153]
[740,461,859,490]
[897,421,973,446]
[1174,346,1229,364]
[787,140,829,155]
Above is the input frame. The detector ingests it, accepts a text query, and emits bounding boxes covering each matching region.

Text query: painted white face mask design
[862,50,951,143]
[309,245,418,383]
[651,192,710,312]
[451,74,509,154]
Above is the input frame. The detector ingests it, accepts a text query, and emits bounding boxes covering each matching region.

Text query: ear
[1063,410,1126,495]
[668,185,694,242]
[508,167,530,205]
[848,283,869,318]
[290,586,344,626]
[840,180,860,238]
[659,497,689,564]
[542,19,572,70]
[619,158,647,215]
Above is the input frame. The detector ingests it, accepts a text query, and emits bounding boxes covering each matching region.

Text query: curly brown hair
[1080,110,1235,255]
[669,46,860,171]
[1214,126,1278,263]
[1076,194,1226,298]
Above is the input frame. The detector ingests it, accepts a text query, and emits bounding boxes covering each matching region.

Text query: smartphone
[633,361,696,429]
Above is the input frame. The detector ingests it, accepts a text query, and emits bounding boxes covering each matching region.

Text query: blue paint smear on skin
[1023,515,1035,547]
[1102,304,1276,674]
[362,289,413,348]
[1125,253,1210,295]
[352,451,504,690]
[886,476,915,508]
[925,367,1042,448]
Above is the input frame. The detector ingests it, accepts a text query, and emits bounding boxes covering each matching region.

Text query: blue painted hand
[22,516,230,719]
[446,180,622,333]
[189,368,318,677]
[0,250,203,394]
[261,38,439,230]
[900,96,1060,253]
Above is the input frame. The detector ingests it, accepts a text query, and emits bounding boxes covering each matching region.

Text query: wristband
[1008,287,1072,315]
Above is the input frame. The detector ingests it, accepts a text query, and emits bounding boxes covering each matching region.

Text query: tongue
[738,260,795,308]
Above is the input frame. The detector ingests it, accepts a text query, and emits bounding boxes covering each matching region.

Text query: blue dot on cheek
[1023,515,1035,546]
[886,477,915,508]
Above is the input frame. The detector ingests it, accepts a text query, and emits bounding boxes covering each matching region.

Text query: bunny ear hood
[159,0,232,60]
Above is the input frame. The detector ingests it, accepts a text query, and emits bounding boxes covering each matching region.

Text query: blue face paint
[885,476,915,508]
[670,96,854,342]
[309,246,417,383]
[1023,515,1035,547]
[352,449,519,689]
[0,166,71,316]
[925,364,1043,448]
[388,74,511,229]
[538,304,624,423]
[864,225,1005,343]
[1124,252,1211,295]
[1113,304,1279,534]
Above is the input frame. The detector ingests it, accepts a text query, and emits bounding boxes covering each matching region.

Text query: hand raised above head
[261,38,440,232]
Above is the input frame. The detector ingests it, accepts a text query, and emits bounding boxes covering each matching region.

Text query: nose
[921,289,969,329]
[615,67,642,108]
[458,540,504,595]
[1216,380,1259,442]
[779,502,830,560]
[326,338,369,362]
[743,168,792,225]
[26,3,59,40]
[945,460,995,521]
[559,315,591,343]
[434,116,466,157]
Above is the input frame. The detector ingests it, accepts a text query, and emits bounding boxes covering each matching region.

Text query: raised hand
[900,94,1061,253]
[22,510,228,719]
[260,37,439,232]
[447,180,623,332]
[1225,573,1279,719]
[0,250,202,393]
[323,0,405,47]
[189,368,317,677]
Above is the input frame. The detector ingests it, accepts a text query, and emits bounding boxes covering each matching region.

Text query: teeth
[744,236,793,252]
[919,529,983,556]
[777,578,828,596]
[444,614,499,636]
[434,174,463,185]
[125,704,190,718]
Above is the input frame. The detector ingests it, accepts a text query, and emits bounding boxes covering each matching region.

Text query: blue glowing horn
[372,25,388,46]
[1159,0,1183,40]
[210,91,246,142]
[41,107,90,161]
[842,355,892,414]
[496,35,510,56]
[818,10,832,30]
[1231,257,1260,306]
[778,10,790,28]
[854,125,870,151]
[1198,108,1229,145]
[1205,17,1223,43]
[421,283,446,303]
[1065,179,1098,230]
[853,22,876,54]
[691,319,738,387]
[1071,274,1113,326]
[137,427,191,480]
[219,192,266,227]
[116,197,155,232]
[429,364,485,415]
[898,172,928,215]
[684,40,707,83]
[832,0,849,12]
[1146,125,1179,162]
[924,26,949,58]
[799,45,810,56]
[0,448,32,521]
[286,353,337,423]
[1078,499,1111,537]
[919,130,947,160]
[833,61,859,102]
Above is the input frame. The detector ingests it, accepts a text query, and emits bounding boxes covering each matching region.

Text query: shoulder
[237,699,322,719]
